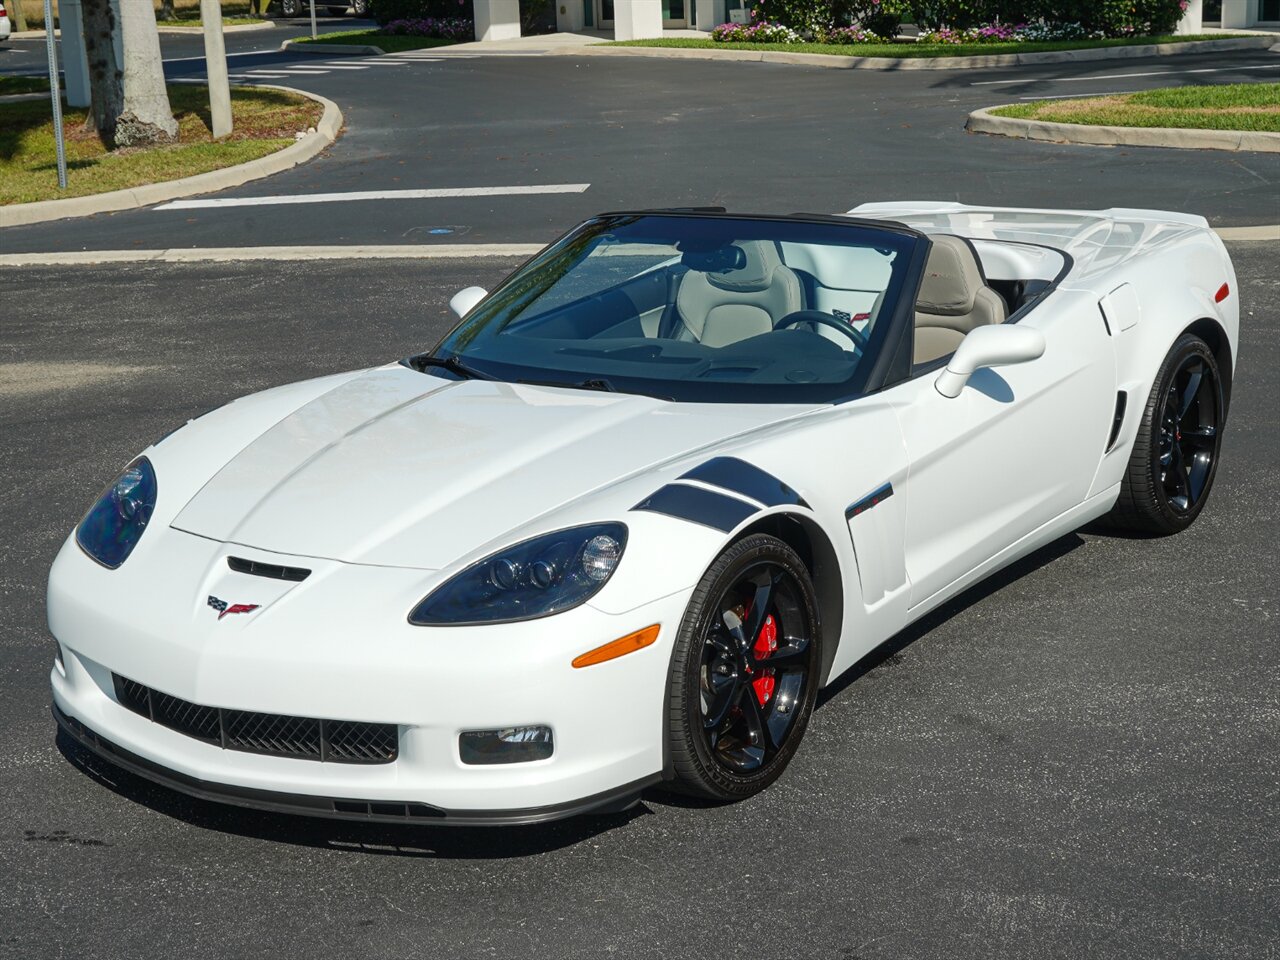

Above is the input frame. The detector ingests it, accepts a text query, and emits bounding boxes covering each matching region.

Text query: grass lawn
[293,29,457,51]
[991,83,1280,133]
[156,17,270,27]
[0,76,51,96]
[1,84,325,205]
[607,33,1248,58]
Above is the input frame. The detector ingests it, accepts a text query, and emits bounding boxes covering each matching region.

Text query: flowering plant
[712,20,803,42]
[819,25,885,42]
[382,17,473,40]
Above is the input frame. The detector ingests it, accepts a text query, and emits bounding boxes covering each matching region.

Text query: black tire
[278,0,302,17]
[666,534,822,801]
[352,0,369,14]
[1108,333,1225,535]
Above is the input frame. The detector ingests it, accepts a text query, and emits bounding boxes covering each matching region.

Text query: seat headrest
[917,235,987,317]
[702,240,786,293]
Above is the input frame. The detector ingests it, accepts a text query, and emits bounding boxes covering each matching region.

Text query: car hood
[171,365,814,569]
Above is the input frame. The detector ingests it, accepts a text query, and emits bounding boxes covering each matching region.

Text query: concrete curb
[556,35,1275,70]
[967,105,1280,153]
[1216,225,1280,241]
[0,86,343,230]
[0,244,543,266]
[281,39,387,55]
[156,20,276,34]
[12,22,276,37]
[0,92,50,103]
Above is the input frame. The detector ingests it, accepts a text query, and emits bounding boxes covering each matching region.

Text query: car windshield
[431,214,921,403]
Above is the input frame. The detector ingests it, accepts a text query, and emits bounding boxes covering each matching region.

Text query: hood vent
[227,556,311,582]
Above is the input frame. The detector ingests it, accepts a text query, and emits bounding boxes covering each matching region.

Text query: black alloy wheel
[666,534,821,800]
[1110,333,1226,534]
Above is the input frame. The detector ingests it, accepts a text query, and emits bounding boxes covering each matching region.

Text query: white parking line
[324,60,401,66]
[972,63,1280,85]
[155,184,592,211]
[299,64,370,70]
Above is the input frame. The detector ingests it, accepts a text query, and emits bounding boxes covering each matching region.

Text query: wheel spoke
[703,673,739,731]
[742,572,779,645]
[1186,450,1212,504]
[1177,364,1203,420]
[739,684,767,753]
[753,643,808,671]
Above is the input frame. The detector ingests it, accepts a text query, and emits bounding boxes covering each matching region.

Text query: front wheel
[665,534,822,801]
[1108,333,1225,534]
[277,0,303,17]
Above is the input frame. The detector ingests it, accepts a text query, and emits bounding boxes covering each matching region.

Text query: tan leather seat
[673,240,802,348]
[913,235,1007,365]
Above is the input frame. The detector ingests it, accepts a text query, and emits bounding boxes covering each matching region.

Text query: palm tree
[115,0,179,145]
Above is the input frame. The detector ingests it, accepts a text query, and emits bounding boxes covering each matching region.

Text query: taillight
[1215,283,1230,303]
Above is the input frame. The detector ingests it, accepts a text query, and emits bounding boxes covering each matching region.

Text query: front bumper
[48,530,694,822]
[54,703,658,826]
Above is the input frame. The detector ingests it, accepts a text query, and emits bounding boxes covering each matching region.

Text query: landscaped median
[595,33,1271,69]
[287,18,469,54]
[969,83,1280,153]
[0,84,341,227]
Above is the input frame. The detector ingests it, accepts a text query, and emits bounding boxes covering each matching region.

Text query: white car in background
[0,3,12,41]
[49,204,1238,826]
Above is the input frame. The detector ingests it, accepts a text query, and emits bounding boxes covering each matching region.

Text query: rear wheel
[1109,333,1225,534]
[277,0,303,17]
[665,534,822,801]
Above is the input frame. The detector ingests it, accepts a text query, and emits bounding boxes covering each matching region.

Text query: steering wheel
[775,310,869,351]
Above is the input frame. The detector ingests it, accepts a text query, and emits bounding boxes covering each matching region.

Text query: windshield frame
[420,211,930,405]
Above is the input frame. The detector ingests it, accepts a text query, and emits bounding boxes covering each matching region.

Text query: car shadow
[56,731,649,859]
[817,531,1085,707]
[56,532,1089,854]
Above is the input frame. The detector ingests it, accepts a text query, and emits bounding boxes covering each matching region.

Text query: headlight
[409,523,627,626]
[75,457,158,569]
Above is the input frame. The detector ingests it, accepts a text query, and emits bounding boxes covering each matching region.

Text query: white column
[695,0,717,31]
[1176,0,1203,33]
[474,0,521,41]
[1219,0,1256,28]
[557,0,586,32]
[612,0,662,39]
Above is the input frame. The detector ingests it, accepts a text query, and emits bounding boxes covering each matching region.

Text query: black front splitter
[53,703,658,827]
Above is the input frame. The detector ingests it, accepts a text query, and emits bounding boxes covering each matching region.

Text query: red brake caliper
[751,614,778,707]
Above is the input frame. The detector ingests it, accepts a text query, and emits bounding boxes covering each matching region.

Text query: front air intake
[112,674,397,764]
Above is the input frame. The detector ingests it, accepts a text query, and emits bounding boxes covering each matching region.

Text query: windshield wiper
[406,353,498,381]
[519,376,618,393]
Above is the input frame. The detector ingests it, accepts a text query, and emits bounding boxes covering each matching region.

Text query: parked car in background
[0,3,12,42]
[273,0,370,16]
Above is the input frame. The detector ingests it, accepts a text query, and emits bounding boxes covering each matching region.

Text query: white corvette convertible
[50,203,1238,825]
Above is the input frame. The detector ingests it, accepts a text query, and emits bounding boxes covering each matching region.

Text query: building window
[1262,0,1280,21]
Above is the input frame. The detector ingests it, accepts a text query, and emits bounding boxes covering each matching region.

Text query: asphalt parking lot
[0,242,1275,959]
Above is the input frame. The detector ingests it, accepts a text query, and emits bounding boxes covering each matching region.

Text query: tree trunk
[116,0,178,146]
[158,0,177,20]
[10,0,28,32]
[79,0,125,147]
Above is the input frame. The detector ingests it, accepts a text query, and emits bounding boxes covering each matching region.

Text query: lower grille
[111,674,397,764]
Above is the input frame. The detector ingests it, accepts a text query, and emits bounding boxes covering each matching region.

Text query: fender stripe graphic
[678,457,810,509]
[633,484,758,532]
[846,483,893,519]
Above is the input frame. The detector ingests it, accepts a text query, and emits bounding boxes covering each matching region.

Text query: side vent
[228,556,311,582]
[1106,392,1127,452]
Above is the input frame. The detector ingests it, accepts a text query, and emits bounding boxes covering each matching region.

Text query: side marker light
[572,624,661,669]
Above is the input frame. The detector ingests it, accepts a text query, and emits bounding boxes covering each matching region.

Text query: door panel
[889,314,1115,609]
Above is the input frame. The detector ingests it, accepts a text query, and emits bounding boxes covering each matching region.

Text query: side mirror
[449,286,488,319]
[935,324,1046,398]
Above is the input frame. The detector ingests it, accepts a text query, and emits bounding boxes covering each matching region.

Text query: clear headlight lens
[409,522,627,626]
[75,457,158,569]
